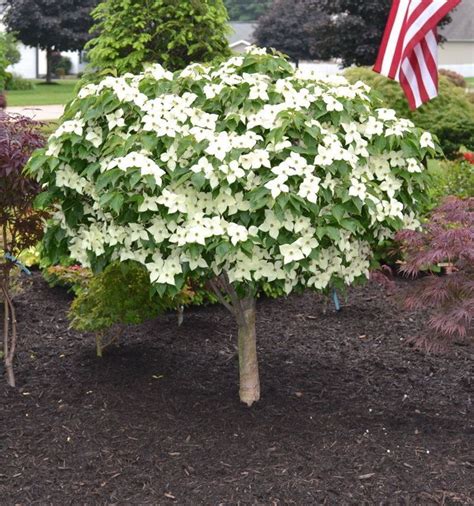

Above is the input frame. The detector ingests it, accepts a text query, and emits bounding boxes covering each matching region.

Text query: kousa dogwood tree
[28,48,436,406]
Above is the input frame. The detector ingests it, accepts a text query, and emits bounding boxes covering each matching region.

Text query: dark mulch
[0,274,473,505]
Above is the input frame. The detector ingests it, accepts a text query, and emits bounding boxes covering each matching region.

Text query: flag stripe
[374,0,461,109]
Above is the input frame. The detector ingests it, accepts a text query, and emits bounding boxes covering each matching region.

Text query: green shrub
[439,69,466,88]
[344,67,474,159]
[5,73,36,90]
[43,264,93,293]
[69,261,197,333]
[429,158,474,204]
[51,52,73,76]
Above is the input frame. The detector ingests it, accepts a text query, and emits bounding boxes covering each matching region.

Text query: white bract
[31,48,434,297]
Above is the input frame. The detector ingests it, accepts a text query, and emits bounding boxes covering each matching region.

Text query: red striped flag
[374,0,461,109]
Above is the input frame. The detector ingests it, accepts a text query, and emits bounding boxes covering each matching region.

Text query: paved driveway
[6,105,65,121]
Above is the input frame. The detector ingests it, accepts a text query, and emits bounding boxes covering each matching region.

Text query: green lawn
[466,77,474,89]
[6,80,79,107]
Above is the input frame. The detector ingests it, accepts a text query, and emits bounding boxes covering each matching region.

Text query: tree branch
[209,279,235,315]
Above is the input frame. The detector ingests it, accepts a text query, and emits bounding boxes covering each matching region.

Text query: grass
[466,77,474,89]
[6,79,79,107]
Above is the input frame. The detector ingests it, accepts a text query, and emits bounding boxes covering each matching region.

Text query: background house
[439,0,474,76]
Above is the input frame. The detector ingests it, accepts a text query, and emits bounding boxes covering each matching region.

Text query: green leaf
[332,204,346,222]
[109,193,124,214]
[96,169,123,191]
[34,191,54,209]
[325,226,340,242]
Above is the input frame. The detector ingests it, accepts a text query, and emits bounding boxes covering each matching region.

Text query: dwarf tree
[3,0,98,83]
[85,0,231,76]
[396,197,474,352]
[1,114,45,386]
[29,49,435,405]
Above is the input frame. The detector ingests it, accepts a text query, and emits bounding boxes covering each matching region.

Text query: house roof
[440,0,474,42]
[228,22,256,45]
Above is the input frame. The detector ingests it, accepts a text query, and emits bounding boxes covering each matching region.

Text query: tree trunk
[236,297,260,407]
[46,47,53,84]
[2,284,15,387]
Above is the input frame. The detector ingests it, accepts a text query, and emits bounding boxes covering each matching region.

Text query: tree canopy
[308,0,453,67]
[224,0,271,21]
[254,0,326,64]
[255,0,453,67]
[3,0,98,81]
[85,0,231,76]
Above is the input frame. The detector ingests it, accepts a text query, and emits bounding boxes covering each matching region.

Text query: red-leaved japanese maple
[0,113,45,386]
[396,197,474,352]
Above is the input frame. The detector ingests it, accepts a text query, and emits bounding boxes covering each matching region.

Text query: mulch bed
[1,273,473,504]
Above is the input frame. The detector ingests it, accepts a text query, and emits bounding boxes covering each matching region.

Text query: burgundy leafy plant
[0,113,45,386]
[396,197,474,352]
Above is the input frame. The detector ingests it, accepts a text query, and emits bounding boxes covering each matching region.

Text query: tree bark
[210,275,261,406]
[236,296,260,407]
[46,47,53,84]
[2,284,15,387]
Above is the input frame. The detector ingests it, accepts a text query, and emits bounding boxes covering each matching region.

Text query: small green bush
[5,73,36,91]
[51,52,73,76]
[69,262,215,335]
[43,264,92,293]
[429,158,474,204]
[439,69,466,88]
[344,67,474,159]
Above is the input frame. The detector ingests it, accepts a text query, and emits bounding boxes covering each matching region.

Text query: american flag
[374,0,461,109]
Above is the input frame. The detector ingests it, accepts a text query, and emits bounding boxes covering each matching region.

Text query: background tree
[254,0,326,65]
[308,0,453,67]
[0,33,21,68]
[3,0,98,83]
[85,0,231,76]
[224,0,271,21]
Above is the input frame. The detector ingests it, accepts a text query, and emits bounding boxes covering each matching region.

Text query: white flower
[240,150,271,171]
[249,82,269,101]
[85,128,103,148]
[406,158,423,173]
[323,95,344,112]
[106,109,126,130]
[227,223,249,245]
[157,189,187,214]
[380,177,402,199]
[146,253,181,285]
[280,242,305,264]
[298,175,321,204]
[377,108,397,122]
[348,178,367,201]
[296,234,319,256]
[220,160,245,184]
[264,176,289,199]
[259,210,282,240]
[420,132,435,149]
[147,218,170,243]
[138,195,159,213]
[205,132,233,161]
[363,116,384,137]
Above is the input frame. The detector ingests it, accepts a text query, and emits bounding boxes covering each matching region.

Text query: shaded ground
[1,274,473,504]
